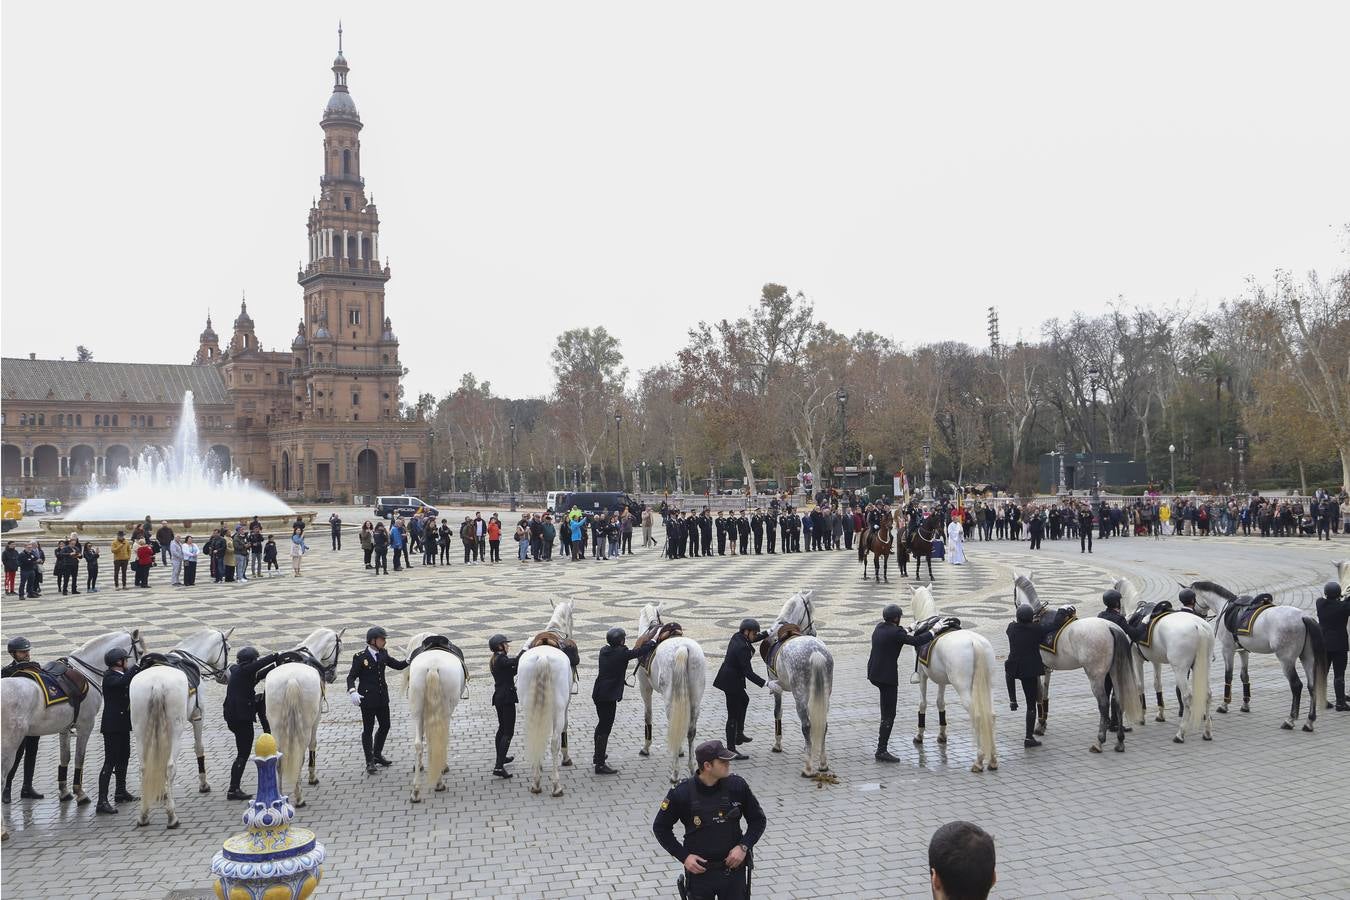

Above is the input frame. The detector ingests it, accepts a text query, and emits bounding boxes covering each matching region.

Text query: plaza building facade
[1,45,429,505]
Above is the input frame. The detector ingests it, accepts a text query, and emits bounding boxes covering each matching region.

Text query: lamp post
[748,458,756,498]
[1168,443,1176,494]
[659,460,666,493]
[867,453,874,494]
[614,412,622,492]
[836,388,848,490]
[1087,365,1101,503]
[708,457,715,497]
[922,440,932,499]
[675,455,684,495]
[555,463,562,490]
[1237,434,1247,493]
[1056,441,1066,494]
[1227,446,1234,495]
[508,423,517,512]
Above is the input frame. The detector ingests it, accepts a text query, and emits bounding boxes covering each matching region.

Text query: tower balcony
[320,174,365,188]
[298,257,391,282]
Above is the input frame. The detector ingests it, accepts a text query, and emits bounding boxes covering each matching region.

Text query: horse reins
[64,631,147,696]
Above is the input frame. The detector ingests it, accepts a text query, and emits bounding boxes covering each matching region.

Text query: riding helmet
[1016,605,1034,623]
[366,626,388,644]
[1254,592,1273,604]
[882,604,903,624]
[739,618,760,634]
[1178,588,1197,605]
[7,636,32,654]
[1102,589,1122,609]
[236,646,259,664]
[104,647,129,667]
[488,633,510,653]
[606,627,627,647]
[1325,582,1343,599]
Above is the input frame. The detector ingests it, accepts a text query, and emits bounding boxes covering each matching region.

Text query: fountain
[45,392,310,539]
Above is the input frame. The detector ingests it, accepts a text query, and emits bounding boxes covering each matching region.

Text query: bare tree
[552,327,626,490]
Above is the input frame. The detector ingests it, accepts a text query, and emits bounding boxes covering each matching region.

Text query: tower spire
[338,20,343,54]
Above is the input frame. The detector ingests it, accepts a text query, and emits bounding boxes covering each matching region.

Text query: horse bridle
[293,633,343,682]
[65,629,147,691]
[169,629,232,682]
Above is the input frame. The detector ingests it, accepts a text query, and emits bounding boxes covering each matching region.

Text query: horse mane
[78,631,139,658]
[1337,559,1349,594]
[545,600,574,637]
[912,586,937,621]
[1013,574,1038,607]
[638,604,660,632]
[1113,576,1140,608]
[1190,580,1236,601]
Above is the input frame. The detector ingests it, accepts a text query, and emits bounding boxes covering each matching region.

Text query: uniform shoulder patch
[660,798,670,810]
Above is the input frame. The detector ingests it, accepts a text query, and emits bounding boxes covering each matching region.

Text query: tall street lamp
[1087,365,1101,503]
[1168,443,1176,494]
[922,440,932,499]
[836,388,848,490]
[1236,434,1247,493]
[614,412,623,492]
[1056,441,1067,494]
[708,457,715,496]
[675,456,684,495]
[749,458,756,498]
[659,460,666,492]
[509,422,517,512]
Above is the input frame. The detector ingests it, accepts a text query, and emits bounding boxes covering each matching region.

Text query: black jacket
[866,622,932,686]
[1317,595,1350,652]
[345,647,408,705]
[1005,621,1054,678]
[1098,608,1143,642]
[2,547,19,573]
[593,641,656,702]
[491,650,521,706]
[653,774,767,863]
[101,665,140,734]
[222,654,281,726]
[714,633,765,692]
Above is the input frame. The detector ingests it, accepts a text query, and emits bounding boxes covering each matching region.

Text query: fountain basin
[40,512,313,541]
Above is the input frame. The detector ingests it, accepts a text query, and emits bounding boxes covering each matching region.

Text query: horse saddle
[913,616,962,667]
[636,623,685,673]
[1224,601,1275,638]
[528,632,575,652]
[759,624,805,671]
[1039,608,1077,654]
[140,652,203,695]
[410,635,467,670]
[12,662,88,710]
[1134,609,1175,649]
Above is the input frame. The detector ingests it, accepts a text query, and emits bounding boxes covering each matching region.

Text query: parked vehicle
[373,495,440,520]
[551,492,643,516]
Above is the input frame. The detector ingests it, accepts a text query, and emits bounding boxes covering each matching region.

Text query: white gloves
[349,690,363,707]
[767,680,783,696]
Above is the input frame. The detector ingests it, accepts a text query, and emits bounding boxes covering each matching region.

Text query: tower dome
[200,315,218,342]
[291,320,308,349]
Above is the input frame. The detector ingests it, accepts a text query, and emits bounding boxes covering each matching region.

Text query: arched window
[342,148,351,174]
[94,415,101,427]
[147,415,154,427]
[76,414,82,426]
[57,414,64,426]
[112,414,119,426]
[37,414,44,426]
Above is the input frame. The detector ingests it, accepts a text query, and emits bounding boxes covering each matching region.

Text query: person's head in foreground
[929,820,996,899]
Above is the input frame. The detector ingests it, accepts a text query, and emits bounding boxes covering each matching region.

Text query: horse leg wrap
[1155,691,1164,710]
[72,767,83,793]
[1175,686,1185,715]
[775,717,782,738]
[561,731,568,751]
[308,750,316,770]
[937,710,947,728]
[1242,682,1251,703]
[196,756,207,775]
[57,764,69,789]
[644,722,652,743]
[917,712,926,730]
[1223,680,1232,705]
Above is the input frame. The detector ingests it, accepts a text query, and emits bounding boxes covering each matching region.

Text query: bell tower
[295,27,400,425]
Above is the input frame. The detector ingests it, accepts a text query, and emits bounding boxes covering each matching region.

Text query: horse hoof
[308,777,319,786]
[1155,715,1166,723]
[529,785,542,794]
[137,818,150,827]
[1114,743,1125,753]
[912,736,923,746]
[1240,705,1250,713]
[561,759,573,768]
[1202,734,1213,741]
[1089,744,1102,754]
[970,764,983,773]
[1172,736,1184,744]
[551,787,564,798]
[771,746,782,753]
[166,820,180,830]
[77,796,91,807]
[295,799,306,809]
[1033,726,1046,736]
[638,749,650,757]
[410,795,422,803]
[1302,723,1315,733]
[434,783,447,792]
[987,760,998,771]
[1281,722,1294,730]
[1216,706,1228,714]
[936,735,947,745]
[819,765,829,772]
[199,785,211,794]
[59,792,74,803]
[800,771,815,778]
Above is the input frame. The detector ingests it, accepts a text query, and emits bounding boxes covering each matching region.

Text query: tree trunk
[1341,446,1350,496]
[1298,459,1307,498]
[739,446,757,497]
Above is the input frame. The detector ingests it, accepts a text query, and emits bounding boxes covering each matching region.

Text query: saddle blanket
[140,652,202,697]
[931,538,945,560]
[1136,610,1175,649]
[10,668,88,707]
[1226,602,1275,637]
[1039,613,1077,654]
[917,626,961,668]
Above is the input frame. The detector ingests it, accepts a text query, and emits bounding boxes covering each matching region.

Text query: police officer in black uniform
[223,646,283,799]
[96,647,140,814]
[592,627,656,774]
[1317,581,1349,711]
[346,626,409,775]
[764,509,776,554]
[653,740,767,900]
[713,619,767,759]
[715,513,728,556]
[1078,505,1094,553]
[867,604,934,762]
[489,634,520,777]
[2,636,44,803]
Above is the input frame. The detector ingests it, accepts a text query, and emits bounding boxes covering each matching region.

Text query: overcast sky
[3,2,1347,401]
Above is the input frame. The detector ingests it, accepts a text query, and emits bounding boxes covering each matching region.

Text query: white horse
[400,632,467,803]
[1189,580,1327,732]
[518,599,576,797]
[129,628,233,828]
[766,589,833,777]
[1,629,147,839]
[1013,572,1144,753]
[263,627,345,808]
[1113,577,1213,743]
[909,585,998,773]
[635,604,707,784]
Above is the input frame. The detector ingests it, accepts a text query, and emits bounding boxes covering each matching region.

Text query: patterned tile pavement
[2,508,1347,899]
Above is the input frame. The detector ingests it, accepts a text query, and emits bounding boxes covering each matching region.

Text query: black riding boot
[96,771,117,814]
[115,773,138,803]
[875,719,899,762]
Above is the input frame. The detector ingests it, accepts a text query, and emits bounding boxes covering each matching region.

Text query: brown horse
[901,511,941,581]
[859,517,894,582]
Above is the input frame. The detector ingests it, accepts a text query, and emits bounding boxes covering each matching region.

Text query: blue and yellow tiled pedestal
[211,734,326,900]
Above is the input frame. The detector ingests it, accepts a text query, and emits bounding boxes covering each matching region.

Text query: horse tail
[523,658,553,772]
[277,676,307,791]
[424,667,450,786]
[139,681,173,805]
[807,650,829,766]
[1304,618,1328,714]
[667,645,691,760]
[1184,626,1212,736]
[968,640,997,764]
[1110,627,1145,725]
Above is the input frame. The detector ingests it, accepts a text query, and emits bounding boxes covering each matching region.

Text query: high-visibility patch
[660,799,670,810]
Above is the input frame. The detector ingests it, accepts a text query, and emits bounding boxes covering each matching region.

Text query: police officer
[867,604,934,762]
[653,740,767,900]
[346,626,409,775]
[1178,588,1202,616]
[489,633,520,777]
[1317,581,1349,711]
[223,646,283,799]
[713,619,767,759]
[1078,505,1094,553]
[592,627,656,774]
[2,636,43,803]
[764,509,777,554]
[96,647,140,814]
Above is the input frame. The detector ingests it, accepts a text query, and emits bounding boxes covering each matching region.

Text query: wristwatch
[738,844,749,855]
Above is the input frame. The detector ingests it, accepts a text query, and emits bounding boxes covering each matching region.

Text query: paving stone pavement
[2,510,1348,899]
